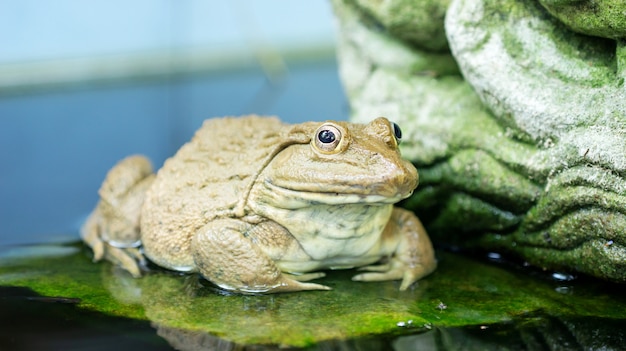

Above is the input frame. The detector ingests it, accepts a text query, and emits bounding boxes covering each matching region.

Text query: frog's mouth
[258,180,409,209]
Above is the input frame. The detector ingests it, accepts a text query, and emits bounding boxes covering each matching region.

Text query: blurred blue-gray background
[0,1,347,245]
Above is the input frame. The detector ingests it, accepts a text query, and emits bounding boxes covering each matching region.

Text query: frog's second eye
[391,122,402,144]
[314,124,343,153]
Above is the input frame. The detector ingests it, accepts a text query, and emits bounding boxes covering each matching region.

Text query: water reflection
[150,315,626,351]
[436,315,625,351]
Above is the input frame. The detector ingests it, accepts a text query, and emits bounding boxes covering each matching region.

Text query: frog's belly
[256,202,395,272]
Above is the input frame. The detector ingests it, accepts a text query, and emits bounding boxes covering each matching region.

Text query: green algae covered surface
[1,242,625,348]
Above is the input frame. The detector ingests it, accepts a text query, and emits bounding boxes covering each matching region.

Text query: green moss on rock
[332,0,626,283]
[354,0,451,52]
[539,0,626,39]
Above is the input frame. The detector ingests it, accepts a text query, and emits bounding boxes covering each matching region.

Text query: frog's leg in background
[192,218,331,294]
[81,155,155,277]
[353,207,437,290]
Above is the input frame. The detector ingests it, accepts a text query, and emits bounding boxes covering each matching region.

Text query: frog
[81,115,436,293]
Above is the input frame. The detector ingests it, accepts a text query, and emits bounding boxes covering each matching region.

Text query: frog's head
[260,117,418,207]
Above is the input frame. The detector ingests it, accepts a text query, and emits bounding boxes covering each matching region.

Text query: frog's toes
[270,275,332,293]
[352,270,403,283]
[397,265,436,290]
[231,275,331,294]
[285,271,326,282]
[357,262,391,272]
[85,234,106,262]
[81,213,104,260]
[354,262,435,290]
[103,245,145,278]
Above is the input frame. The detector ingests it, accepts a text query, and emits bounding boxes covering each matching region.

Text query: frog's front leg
[81,155,154,277]
[353,207,436,290]
[192,218,331,294]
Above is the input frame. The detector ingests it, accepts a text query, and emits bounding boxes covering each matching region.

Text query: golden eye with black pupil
[391,122,402,144]
[314,124,342,153]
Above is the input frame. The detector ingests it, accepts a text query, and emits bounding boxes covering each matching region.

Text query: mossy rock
[331,0,626,282]
[352,0,451,52]
[538,0,626,39]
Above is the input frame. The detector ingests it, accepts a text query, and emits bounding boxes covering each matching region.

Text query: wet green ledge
[1,242,625,348]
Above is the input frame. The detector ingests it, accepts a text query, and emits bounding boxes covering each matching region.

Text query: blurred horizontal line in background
[0,44,336,95]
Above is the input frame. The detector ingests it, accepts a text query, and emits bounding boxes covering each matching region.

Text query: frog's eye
[314,124,343,153]
[391,122,402,145]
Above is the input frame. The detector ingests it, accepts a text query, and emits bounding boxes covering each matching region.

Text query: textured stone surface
[538,0,626,39]
[354,0,451,52]
[446,0,626,142]
[332,0,626,282]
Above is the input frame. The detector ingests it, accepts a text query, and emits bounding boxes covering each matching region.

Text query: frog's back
[140,115,288,270]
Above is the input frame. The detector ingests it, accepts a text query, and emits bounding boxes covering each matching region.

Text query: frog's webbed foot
[82,212,146,278]
[352,261,417,290]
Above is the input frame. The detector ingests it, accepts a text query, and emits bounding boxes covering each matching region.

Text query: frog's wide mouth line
[258,180,407,208]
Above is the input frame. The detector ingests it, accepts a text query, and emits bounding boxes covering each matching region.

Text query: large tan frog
[82,115,436,293]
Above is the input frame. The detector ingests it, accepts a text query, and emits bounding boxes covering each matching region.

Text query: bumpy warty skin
[82,115,437,293]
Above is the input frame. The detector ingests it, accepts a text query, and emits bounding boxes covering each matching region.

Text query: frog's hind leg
[192,219,331,294]
[81,155,154,277]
